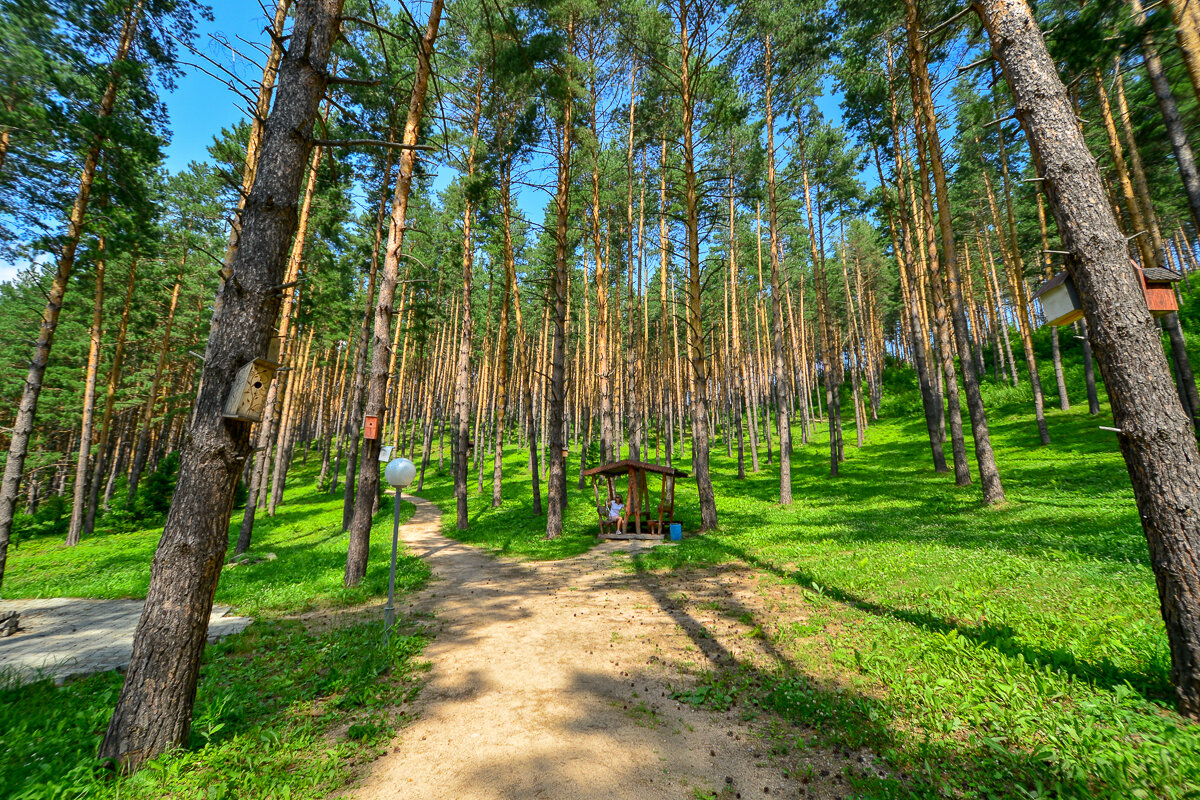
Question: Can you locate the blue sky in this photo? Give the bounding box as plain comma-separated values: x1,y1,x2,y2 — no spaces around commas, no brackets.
161,1,269,174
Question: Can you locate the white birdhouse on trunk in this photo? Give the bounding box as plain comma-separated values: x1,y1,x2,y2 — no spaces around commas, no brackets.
1032,271,1084,327
223,357,279,422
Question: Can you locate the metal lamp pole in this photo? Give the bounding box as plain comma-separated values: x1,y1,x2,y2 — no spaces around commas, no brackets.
383,457,416,642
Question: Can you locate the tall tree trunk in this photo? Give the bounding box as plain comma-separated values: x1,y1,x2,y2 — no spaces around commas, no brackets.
1135,0,1200,234
545,18,575,539
763,36,791,504
678,0,717,529
0,0,142,587
877,53,947,471
798,141,837,476
1165,0,1200,108
85,255,137,536
977,0,1200,718
340,159,391,521
99,0,343,768
913,107,970,486
908,0,1005,503
267,137,326,516
345,0,443,583
453,69,483,530
492,166,516,507
1037,191,1071,410
984,163,1050,443
128,271,183,501
67,240,105,546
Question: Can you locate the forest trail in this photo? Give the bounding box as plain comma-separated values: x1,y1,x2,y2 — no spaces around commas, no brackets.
352,496,875,800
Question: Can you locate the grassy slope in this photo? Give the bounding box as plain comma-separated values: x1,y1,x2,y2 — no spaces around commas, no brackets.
3,462,423,613
419,369,1200,798
1,461,430,800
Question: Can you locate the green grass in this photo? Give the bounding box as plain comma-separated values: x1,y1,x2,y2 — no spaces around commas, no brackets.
416,367,1200,799
421,451,603,559
1,460,431,799
6,341,1200,798
3,461,424,614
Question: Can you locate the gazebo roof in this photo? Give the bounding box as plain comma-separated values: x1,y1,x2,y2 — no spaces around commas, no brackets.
582,458,690,479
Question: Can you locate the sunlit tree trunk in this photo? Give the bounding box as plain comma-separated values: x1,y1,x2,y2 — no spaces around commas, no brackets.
67,240,105,546
99,0,343,767
908,0,1004,502
545,18,575,539
763,36,791,503
977,0,1200,717
343,0,442,582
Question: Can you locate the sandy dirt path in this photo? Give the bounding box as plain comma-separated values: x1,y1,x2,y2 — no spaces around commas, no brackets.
351,497,869,800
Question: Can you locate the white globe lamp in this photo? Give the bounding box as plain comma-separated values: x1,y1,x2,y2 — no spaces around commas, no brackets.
385,457,417,489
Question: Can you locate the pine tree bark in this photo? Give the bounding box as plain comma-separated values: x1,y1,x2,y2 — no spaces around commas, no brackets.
1165,0,1200,108
345,0,443,582
128,271,183,501
908,0,1005,503
453,69,483,530
492,166,516,507
763,36,791,504
984,163,1050,443
678,0,717,529
913,108,970,486
1135,0,1200,234
1037,191,1071,410
876,55,947,471
67,240,105,546
99,0,343,768
798,145,838,477
85,255,137,536
977,0,1200,717
545,18,575,539
340,162,391,521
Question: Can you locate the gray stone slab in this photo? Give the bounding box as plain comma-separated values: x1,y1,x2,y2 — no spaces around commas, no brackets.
0,597,252,686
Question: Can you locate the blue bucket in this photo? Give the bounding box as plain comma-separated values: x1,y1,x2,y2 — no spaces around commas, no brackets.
669,523,682,541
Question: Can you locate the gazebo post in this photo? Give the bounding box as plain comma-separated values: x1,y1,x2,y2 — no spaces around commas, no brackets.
656,473,667,534
630,466,642,535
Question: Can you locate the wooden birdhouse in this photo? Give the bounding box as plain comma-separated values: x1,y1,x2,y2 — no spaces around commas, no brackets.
1138,266,1182,317
363,415,380,440
1032,271,1084,327
222,358,278,422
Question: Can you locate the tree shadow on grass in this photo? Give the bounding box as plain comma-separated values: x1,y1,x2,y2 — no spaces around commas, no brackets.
616,555,1102,798
694,415,1148,568
675,539,1173,705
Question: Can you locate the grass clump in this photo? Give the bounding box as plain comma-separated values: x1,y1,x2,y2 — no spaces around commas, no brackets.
2,620,429,799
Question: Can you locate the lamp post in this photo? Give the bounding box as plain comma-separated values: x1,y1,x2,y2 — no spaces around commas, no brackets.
383,457,417,639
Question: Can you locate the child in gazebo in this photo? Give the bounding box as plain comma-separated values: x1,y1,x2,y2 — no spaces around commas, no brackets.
606,493,625,530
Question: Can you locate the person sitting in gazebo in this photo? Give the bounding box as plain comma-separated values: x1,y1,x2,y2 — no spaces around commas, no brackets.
606,493,625,530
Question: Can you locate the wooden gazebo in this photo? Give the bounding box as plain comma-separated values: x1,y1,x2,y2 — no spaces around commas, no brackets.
581,459,689,540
